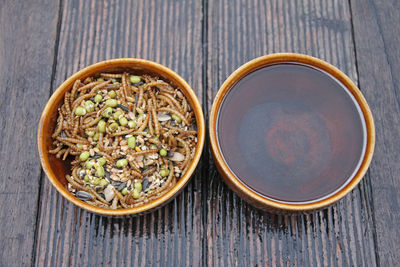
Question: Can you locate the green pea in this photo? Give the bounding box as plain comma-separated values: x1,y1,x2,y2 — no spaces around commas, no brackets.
79,151,90,161
127,136,136,149
84,100,95,113
113,110,123,120
149,144,157,149
106,99,118,107
75,106,86,116
113,81,120,85
99,179,108,187
85,130,95,137
130,75,141,84
119,117,128,126
134,182,142,192
108,122,119,133
85,159,95,169
103,107,113,118
97,157,106,166
160,169,170,177
121,187,129,196
116,158,128,168
171,114,182,123
93,132,99,141
97,78,104,82
132,189,140,199
108,90,117,99
96,165,105,177
77,143,83,149
159,148,167,157
91,177,101,185
98,119,106,133
128,120,136,128
94,94,103,103
84,175,90,182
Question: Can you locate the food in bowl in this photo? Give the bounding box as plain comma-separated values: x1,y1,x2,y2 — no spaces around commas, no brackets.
49,72,198,209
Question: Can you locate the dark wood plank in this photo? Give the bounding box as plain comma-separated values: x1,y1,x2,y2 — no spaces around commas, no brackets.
206,0,377,266
0,1,60,266
34,0,204,266
350,0,400,265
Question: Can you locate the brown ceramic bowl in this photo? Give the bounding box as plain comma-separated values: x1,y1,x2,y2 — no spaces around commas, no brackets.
38,58,205,216
209,53,375,212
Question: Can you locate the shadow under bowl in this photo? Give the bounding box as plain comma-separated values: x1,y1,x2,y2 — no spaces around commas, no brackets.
38,58,205,216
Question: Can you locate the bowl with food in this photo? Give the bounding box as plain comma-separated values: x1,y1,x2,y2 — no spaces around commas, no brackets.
209,53,375,213
38,58,205,215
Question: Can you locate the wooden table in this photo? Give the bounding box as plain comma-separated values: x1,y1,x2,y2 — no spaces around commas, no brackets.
1,0,399,266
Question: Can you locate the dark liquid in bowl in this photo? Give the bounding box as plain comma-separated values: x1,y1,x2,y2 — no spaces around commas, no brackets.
217,63,366,203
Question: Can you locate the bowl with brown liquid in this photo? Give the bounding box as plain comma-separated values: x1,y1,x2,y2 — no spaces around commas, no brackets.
209,53,375,212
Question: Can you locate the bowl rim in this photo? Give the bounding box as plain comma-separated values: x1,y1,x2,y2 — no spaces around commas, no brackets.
209,53,375,211
37,58,205,216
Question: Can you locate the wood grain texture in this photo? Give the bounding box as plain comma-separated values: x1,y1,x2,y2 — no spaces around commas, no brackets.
206,0,377,266
350,0,400,265
34,0,203,266
0,1,59,266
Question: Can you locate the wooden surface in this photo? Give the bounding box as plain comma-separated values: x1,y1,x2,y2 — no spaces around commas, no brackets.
205,1,375,266
0,0,399,266
350,0,400,265
0,1,60,266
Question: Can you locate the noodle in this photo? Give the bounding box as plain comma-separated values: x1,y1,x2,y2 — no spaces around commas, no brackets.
49,72,197,209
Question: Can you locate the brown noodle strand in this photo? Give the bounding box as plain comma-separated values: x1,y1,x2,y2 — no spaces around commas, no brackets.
64,92,71,114
137,113,149,132
70,79,81,106
81,116,102,129
57,137,90,144
150,100,160,137
49,145,63,154
160,92,184,113
142,166,156,177
147,112,154,136
50,72,197,209
71,93,96,111
176,137,190,170
109,129,135,137
65,175,86,191
96,150,115,163
52,112,64,138
62,148,70,160
88,188,108,204
137,85,144,108
112,188,129,208
129,149,159,158
56,149,66,158
100,73,122,79
77,81,102,93
88,80,111,94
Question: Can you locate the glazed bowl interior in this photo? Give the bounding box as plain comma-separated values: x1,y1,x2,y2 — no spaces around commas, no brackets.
209,53,375,212
38,58,205,216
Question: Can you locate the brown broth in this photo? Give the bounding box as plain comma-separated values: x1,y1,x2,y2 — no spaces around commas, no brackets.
217,63,366,203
